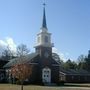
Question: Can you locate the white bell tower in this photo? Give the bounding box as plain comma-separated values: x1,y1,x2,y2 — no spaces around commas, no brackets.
35,4,53,48
34,3,54,58
36,28,52,47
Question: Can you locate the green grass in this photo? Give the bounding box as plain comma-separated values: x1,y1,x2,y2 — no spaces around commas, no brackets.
64,83,90,87
0,84,90,90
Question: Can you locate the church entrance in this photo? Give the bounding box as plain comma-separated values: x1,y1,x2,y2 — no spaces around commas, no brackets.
42,67,51,83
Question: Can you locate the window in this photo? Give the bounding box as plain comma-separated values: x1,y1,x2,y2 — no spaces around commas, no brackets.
79,76,80,80
72,76,74,80
44,71,46,73
47,71,49,73
45,36,48,43
85,76,87,81
0,74,4,80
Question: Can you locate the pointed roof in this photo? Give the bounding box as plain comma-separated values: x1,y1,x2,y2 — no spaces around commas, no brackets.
3,53,39,68
42,3,47,29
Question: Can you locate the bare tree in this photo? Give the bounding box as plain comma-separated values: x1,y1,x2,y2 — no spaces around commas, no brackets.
52,53,62,64
11,63,32,90
17,44,30,57
77,55,85,63
1,46,15,60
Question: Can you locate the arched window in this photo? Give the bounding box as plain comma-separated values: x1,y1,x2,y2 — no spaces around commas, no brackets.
45,36,48,43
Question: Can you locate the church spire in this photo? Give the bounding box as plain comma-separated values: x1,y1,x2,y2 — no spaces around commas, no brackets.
42,3,47,29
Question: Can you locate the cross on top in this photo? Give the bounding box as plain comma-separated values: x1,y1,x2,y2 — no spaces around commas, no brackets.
43,3,46,7
43,0,46,7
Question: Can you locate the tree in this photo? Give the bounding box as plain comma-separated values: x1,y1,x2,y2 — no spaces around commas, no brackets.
77,55,85,63
10,44,30,90
1,46,15,60
11,63,32,90
77,55,86,70
78,62,86,70
77,51,90,71
84,50,90,71
17,44,30,57
64,59,77,70
52,53,63,64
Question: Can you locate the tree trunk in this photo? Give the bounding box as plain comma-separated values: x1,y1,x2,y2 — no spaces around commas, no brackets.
21,81,23,90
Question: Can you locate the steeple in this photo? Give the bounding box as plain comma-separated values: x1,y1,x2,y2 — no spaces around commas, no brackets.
42,3,47,29
34,1,54,49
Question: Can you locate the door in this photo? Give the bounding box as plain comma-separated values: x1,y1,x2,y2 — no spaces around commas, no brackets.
42,67,51,83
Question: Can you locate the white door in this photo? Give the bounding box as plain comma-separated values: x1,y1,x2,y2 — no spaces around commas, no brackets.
42,67,51,83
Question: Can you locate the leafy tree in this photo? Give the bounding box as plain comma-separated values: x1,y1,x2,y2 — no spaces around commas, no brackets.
77,55,86,70
11,63,32,90
88,50,90,58
78,62,86,70
84,50,90,71
77,50,90,71
64,59,77,70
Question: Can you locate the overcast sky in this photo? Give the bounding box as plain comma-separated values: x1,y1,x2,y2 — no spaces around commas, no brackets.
0,0,90,61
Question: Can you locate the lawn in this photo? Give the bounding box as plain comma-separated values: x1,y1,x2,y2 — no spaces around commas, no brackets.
0,84,90,90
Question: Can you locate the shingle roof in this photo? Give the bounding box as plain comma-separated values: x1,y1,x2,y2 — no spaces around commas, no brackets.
3,53,39,68
60,68,90,75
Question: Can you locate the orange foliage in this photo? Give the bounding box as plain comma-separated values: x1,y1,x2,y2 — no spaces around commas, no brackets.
11,63,32,81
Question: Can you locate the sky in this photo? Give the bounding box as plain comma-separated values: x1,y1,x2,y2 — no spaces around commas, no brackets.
0,0,90,61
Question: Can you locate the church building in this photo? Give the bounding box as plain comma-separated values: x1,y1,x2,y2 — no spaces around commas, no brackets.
4,4,60,84
3,3,90,84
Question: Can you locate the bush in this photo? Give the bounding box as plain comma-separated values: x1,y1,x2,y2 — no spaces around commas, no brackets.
58,81,64,86
16,80,21,85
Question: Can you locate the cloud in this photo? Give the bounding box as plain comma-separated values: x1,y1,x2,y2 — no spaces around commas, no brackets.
0,37,17,54
6,37,17,52
0,40,7,47
52,47,70,61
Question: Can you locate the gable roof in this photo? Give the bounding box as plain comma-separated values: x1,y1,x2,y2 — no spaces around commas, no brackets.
4,53,39,68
